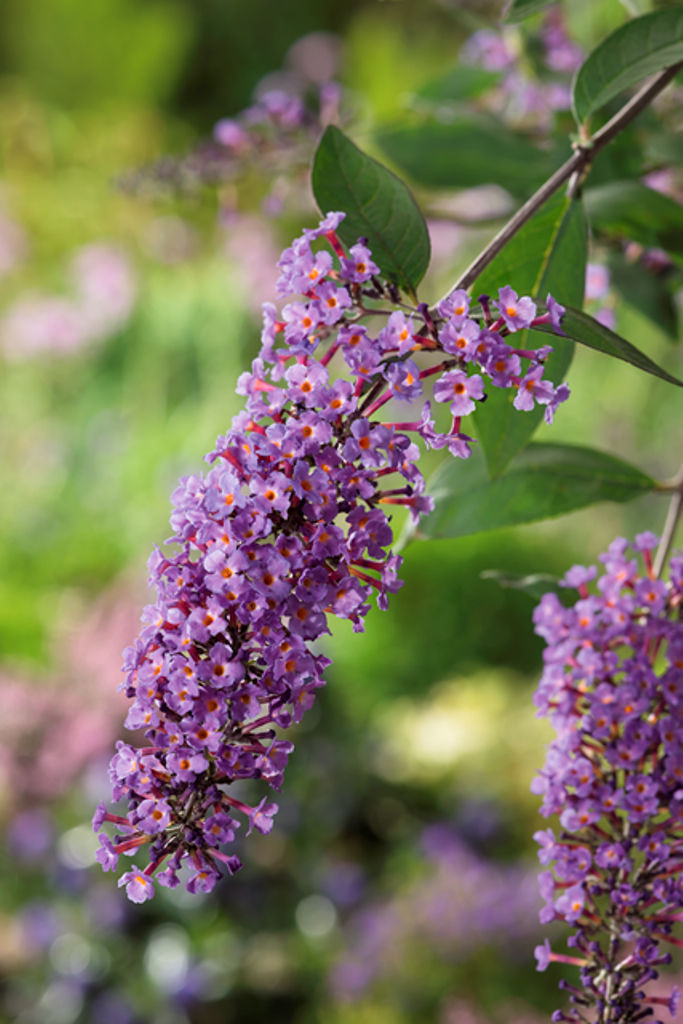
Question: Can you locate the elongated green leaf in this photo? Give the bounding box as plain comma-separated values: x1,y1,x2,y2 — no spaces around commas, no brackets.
375,116,555,198
471,192,586,478
584,181,683,256
311,126,430,296
503,0,556,22
607,251,678,341
417,443,655,540
416,66,500,103
572,6,683,125
587,124,647,186
531,306,683,386
481,570,571,605
644,128,683,168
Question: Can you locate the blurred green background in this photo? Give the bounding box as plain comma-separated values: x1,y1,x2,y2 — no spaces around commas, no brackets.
0,1,681,1022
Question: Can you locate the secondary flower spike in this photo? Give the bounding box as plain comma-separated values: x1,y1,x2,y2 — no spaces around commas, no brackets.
95,211,568,901
532,536,683,1024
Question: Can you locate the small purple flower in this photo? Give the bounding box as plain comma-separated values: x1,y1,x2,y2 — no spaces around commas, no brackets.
634,531,659,553
436,288,470,322
485,344,521,387
92,802,108,830
542,382,570,424
546,294,566,334
433,371,484,416
167,748,208,781
668,986,681,1016
315,281,352,324
386,359,422,400
554,884,585,924
118,868,155,904
186,867,219,894
594,842,628,870
561,565,597,590
378,311,416,356
495,286,537,330
439,317,481,359
95,834,120,872
134,798,172,834
513,365,549,411
340,243,379,283
245,798,278,836
535,937,553,971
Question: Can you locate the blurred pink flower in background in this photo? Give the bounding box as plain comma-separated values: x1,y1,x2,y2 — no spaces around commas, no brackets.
427,219,465,274
0,586,138,806
462,30,516,71
585,262,610,302
584,262,616,329
459,11,580,129
0,295,88,358
0,211,28,278
0,242,137,359
593,307,616,329
540,9,583,73
642,167,683,203
286,31,341,84
70,243,137,334
222,214,281,313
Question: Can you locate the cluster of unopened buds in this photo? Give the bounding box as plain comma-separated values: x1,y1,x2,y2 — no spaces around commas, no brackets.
94,211,568,902
533,535,683,1023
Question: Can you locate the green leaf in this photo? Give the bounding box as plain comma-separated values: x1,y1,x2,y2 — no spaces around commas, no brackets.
643,127,683,168
480,569,571,604
584,181,683,256
416,443,656,540
375,115,555,198
503,0,556,22
586,124,647,186
311,126,430,296
572,6,683,125
607,251,679,341
531,306,683,386
416,66,501,103
471,192,587,478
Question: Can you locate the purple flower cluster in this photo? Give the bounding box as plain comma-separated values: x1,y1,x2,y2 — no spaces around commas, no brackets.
123,33,341,206
213,33,342,157
532,535,683,1023
540,9,584,75
213,90,308,151
95,211,567,902
462,11,581,127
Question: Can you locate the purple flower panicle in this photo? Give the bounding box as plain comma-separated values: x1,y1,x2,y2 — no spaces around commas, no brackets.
532,538,683,1023
96,213,567,900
